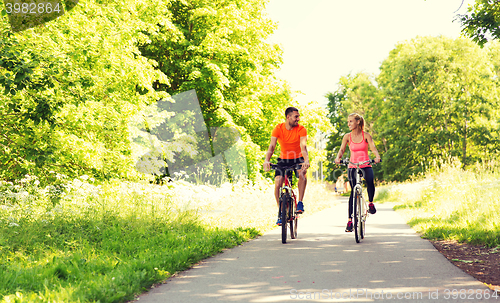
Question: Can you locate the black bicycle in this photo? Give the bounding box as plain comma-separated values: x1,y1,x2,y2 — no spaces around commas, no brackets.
270,163,302,244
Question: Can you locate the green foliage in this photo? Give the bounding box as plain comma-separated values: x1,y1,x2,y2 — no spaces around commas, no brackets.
0,171,338,302
325,73,383,181
245,81,292,152
299,101,333,176
325,89,348,182
137,0,282,141
0,0,327,185
0,177,259,302
0,0,305,184
0,0,169,183
326,36,500,182
459,0,500,47
378,36,499,180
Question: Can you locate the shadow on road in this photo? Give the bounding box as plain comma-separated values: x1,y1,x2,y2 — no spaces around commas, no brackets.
137,202,490,302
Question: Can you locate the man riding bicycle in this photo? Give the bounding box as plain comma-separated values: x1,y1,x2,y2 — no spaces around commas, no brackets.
263,107,310,225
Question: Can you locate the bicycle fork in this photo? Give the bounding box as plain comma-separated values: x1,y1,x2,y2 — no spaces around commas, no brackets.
279,186,291,217
352,186,368,222
358,187,368,222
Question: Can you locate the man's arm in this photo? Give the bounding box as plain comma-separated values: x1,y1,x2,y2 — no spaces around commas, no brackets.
300,136,310,171
263,137,278,171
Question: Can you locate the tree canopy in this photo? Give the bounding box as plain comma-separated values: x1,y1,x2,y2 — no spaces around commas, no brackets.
327,36,500,181
0,0,330,184
459,0,500,47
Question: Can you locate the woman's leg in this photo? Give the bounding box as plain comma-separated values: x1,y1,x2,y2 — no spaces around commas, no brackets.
347,168,357,219
362,167,377,214
362,167,375,202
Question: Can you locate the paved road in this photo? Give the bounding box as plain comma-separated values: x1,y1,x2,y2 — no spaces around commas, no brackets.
137,197,496,302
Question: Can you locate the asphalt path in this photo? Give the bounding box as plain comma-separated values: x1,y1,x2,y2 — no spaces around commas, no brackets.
136,197,497,302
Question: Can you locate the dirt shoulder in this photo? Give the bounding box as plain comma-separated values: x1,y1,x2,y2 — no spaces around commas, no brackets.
431,240,500,292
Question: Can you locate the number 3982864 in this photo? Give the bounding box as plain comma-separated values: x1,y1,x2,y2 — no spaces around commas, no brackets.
4,2,62,15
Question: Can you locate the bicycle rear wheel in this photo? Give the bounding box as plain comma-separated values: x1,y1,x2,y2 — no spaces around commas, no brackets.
354,191,362,243
281,193,289,244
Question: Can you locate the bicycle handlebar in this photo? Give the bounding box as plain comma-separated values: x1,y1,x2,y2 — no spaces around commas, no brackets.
338,159,381,166
270,163,303,171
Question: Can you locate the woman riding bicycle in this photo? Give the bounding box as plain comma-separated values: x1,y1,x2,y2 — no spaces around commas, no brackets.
334,113,381,232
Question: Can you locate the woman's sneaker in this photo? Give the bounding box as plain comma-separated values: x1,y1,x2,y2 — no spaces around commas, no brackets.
276,217,282,226
369,202,377,214
345,221,353,232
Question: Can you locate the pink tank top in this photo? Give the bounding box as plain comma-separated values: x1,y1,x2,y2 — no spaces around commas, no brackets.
349,132,371,168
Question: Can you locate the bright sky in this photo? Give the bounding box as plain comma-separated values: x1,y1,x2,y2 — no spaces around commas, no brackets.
265,0,475,107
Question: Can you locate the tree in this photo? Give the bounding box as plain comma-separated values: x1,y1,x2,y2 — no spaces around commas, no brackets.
377,36,499,181
137,0,280,128
324,73,383,181
0,0,325,184
299,100,334,178
0,0,169,182
137,0,291,181
459,0,500,47
325,89,348,181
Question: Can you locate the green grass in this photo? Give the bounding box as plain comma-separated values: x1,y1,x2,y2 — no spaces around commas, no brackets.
0,177,258,302
376,161,500,247
0,175,339,302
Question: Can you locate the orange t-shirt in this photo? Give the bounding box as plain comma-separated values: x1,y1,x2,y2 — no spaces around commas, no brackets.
271,123,307,159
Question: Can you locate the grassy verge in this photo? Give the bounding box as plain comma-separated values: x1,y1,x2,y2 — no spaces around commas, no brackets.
0,176,258,303
0,175,339,302
376,161,500,247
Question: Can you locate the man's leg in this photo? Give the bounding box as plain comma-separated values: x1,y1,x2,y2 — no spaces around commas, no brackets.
297,168,307,213
298,169,307,202
274,175,285,225
274,176,284,207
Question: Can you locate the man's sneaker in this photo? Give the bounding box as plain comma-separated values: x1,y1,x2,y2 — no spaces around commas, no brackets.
296,201,305,213
369,202,377,214
345,221,353,232
276,217,282,226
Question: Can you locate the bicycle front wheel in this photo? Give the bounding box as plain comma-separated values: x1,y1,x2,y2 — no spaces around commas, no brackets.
281,193,289,244
290,196,297,239
360,199,366,239
354,191,362,243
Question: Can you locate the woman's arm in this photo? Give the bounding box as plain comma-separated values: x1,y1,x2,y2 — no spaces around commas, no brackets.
334,134,349,164
365,132,381,163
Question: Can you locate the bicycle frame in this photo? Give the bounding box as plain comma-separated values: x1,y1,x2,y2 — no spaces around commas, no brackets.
270,163,302,243
280,172,297,211
351,165,368,226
